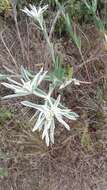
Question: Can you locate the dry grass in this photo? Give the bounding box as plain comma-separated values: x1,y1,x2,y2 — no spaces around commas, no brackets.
0,16,107,190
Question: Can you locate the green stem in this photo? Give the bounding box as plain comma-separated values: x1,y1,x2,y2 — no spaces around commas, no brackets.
43,22,56,65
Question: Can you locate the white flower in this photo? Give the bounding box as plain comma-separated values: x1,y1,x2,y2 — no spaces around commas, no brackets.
2,67,47,99
22,4,48,29
21,95,79,146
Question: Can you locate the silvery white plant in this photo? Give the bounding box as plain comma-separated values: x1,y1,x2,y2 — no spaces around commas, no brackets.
1,65,79,146
1,67,48,99
0,4,81,146
22,4,48,30
22,94,78,146
22,4,55,64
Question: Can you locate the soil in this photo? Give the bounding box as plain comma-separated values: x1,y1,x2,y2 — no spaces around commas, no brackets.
0,16,107,190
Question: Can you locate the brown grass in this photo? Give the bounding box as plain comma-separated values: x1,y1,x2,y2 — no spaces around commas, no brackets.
0,16,107,190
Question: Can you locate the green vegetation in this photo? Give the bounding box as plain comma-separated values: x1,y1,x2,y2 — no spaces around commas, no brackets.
0,107,13,125
0,167,8,177
0,0,11,11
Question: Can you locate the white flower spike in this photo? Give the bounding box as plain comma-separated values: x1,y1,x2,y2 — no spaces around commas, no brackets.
21,95,79,146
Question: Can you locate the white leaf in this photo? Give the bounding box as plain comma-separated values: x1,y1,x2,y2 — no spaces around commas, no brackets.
55,114,70,130
50,119,55,144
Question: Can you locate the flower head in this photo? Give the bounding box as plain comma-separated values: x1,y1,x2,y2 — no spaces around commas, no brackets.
2,67,47,99
21,95,78,146
22,4,48,29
